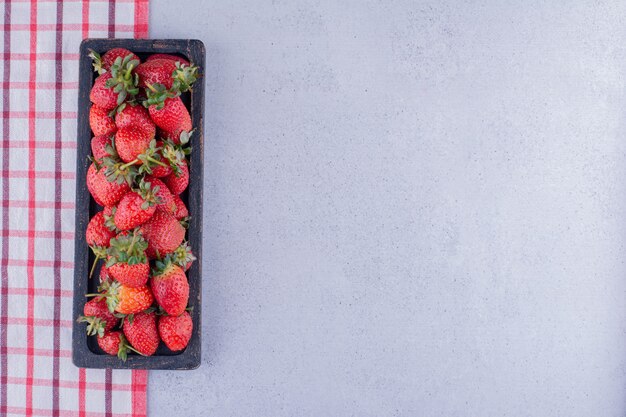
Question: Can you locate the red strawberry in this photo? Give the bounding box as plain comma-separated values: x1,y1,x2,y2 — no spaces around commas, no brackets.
97,331,134,361
140,208,185,258
86,211,115,248
144,176,176,214
113,179,160,230
106,230,150,287
115,103,156,139
172,195,188,220
97,331,121,355
146,141,173,177
123,311,159,356
86,163,131,207
158,311,192,351
91,134,114,163
147,54,190,66
151,260,189,316
86,210,117,277
94,279,154,315
99,264,112,283
136,59,178,89
167,241,196,271
115,127,153,164
90,73,118,110
140,57,198,93
90,48,140,74
164,126,192,145
147,96,191,133
89,106,116,136
90,55,141,109
77,297,118,337
163,160,189,195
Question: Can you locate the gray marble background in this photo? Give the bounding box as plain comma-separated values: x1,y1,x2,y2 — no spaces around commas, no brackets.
148,1,626,415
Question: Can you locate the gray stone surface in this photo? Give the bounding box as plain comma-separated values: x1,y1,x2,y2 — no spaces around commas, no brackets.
148,1,626,415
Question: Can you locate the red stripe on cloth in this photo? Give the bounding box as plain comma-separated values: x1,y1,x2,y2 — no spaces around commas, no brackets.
11,0,135,2
134,0,149,39
1,230,75,240
6,347,71,357
78,368,86,417
131,371,148,417
0,52,79,60
26,1,38,414
0,0,12,411
6,259,74,268
82,0,89,38
3,200,75,209
1,170,76,179
1,81,78,89
6,318,72,328
3,23,135,32
4,111,77,118
5,407,135,417
8,288,73,297
8,377,134,391
1,140,77,149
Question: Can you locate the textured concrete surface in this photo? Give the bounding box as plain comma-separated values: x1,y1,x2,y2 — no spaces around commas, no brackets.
148,1,626,415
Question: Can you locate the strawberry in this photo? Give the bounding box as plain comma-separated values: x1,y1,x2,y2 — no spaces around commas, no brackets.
89,73,118,110
151,259,189,316
140,208,185,258
115,103,156,139
144,176,176,214
161,132,191,165
114,179,161,230
89,48,140,74
94,279,154,314
148,97,191,133
97,331,135,361
86,211,116,277
123,311,159,356
91,134,115,163
106,230,150,287
148,139,184,178
86,211,115,248
166,241,196,271
143,84,192,133
97,331,121,355
139,59,198,93
115,127,153,164
162,160,189,195
158,311,192,351
172,195,188,220
136,59,178,89
89,106,116,136
146,53,189,66
99,264,112,283
90,55,140,109
77,297,118,337
86,162,133,207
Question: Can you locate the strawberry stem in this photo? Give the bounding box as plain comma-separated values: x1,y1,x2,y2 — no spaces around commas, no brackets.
89,255,101,278
146,156,168,167
119,160,138,170
127,230,137,257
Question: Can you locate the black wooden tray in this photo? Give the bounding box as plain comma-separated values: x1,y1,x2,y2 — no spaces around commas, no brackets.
72,39,204,369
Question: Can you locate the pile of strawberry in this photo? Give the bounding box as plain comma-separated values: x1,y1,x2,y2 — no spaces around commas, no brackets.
77,48,199,361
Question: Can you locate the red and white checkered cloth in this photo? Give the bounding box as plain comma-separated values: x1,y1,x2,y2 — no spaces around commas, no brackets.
0,1,149,416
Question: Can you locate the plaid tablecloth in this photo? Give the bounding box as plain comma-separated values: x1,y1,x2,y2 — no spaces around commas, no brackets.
0,1,149,416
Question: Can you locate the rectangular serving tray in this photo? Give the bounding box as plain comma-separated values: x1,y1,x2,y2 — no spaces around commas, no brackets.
72,38,204,369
